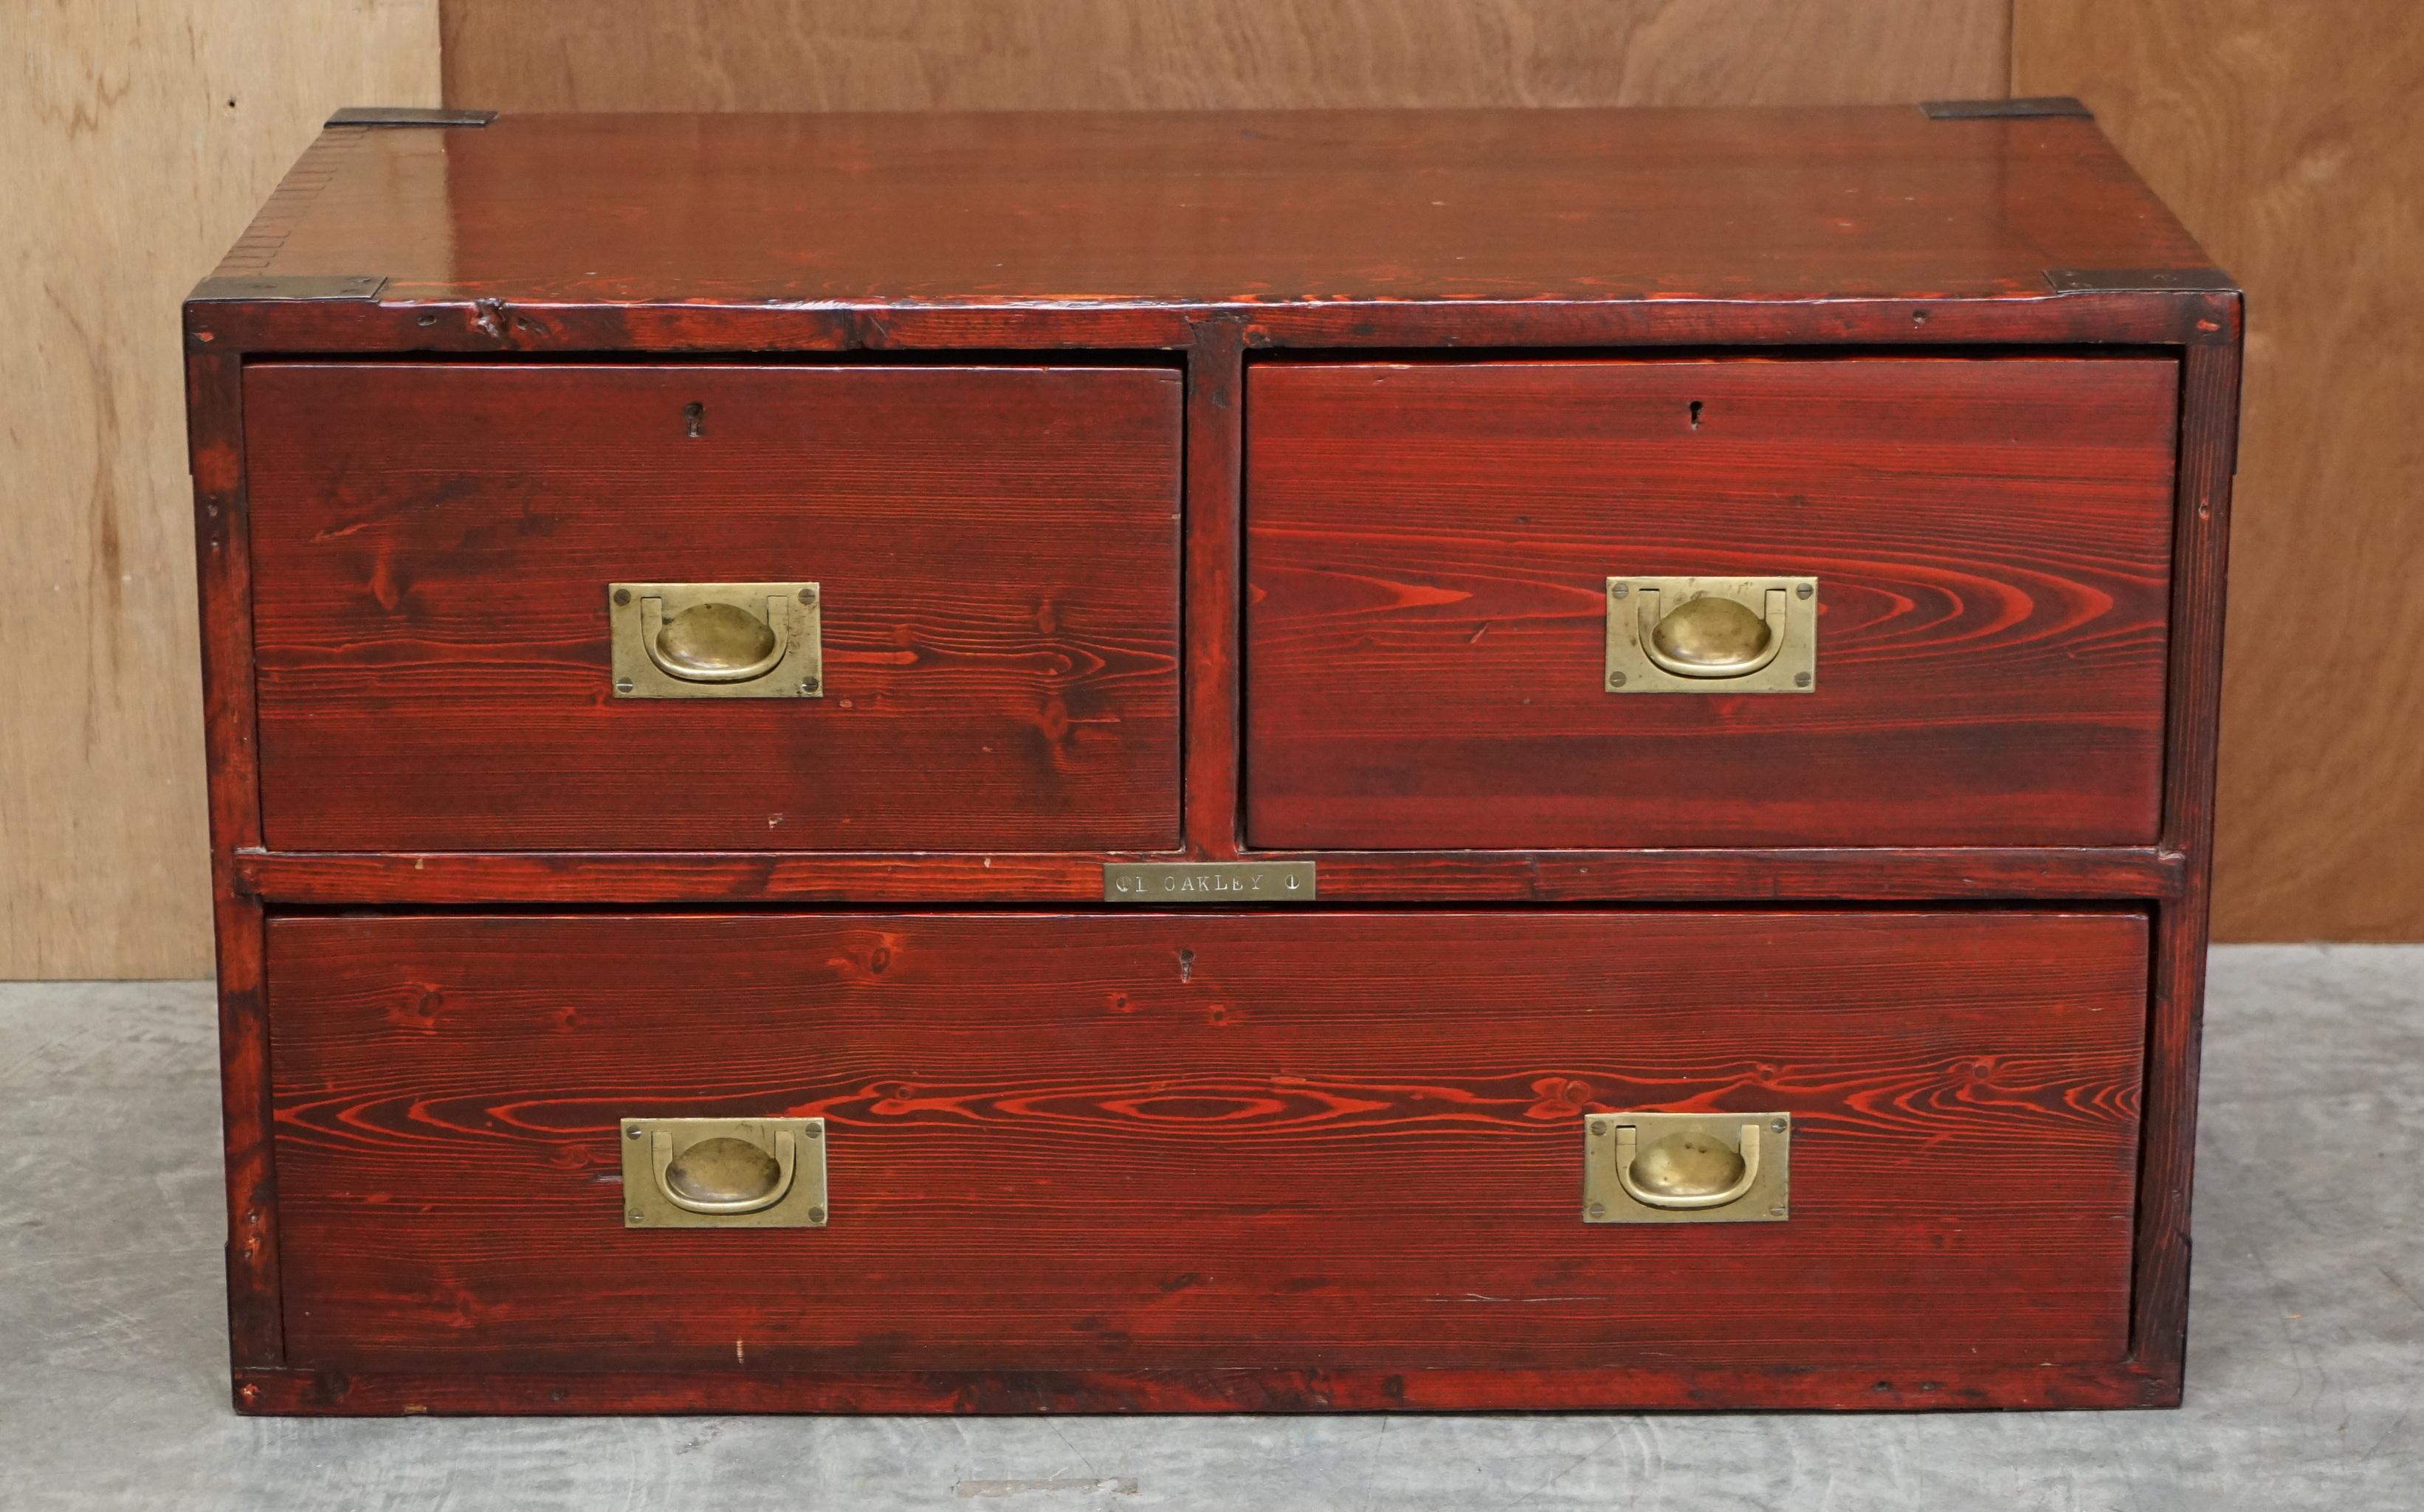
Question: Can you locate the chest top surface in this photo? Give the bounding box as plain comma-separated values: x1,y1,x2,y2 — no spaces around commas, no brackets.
215,106,2215,309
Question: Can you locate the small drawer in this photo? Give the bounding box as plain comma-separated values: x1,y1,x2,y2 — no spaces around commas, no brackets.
1245,358,2180,849
267,909,2145,1375
244,363,1182,852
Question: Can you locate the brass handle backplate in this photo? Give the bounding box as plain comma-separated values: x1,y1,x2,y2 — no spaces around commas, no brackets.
1605,576,1817,694
620,1116,829,1228
1583,1111,1791,1223
609,581,823,699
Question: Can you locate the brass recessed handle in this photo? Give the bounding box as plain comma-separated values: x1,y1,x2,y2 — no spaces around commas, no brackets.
1605,577,1816,694
1583,1111,1790,1223
1638,590,1788,679
608,581,822,700
1614,1120,1761,1209
620,1116,829,1227
652,1126,798,1215
638,594,791,683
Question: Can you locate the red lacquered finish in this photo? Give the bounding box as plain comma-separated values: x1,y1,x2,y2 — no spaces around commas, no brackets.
185,107,2241,1414
266,911,2146,1375
1247,356,2179,849
244,362,1183,853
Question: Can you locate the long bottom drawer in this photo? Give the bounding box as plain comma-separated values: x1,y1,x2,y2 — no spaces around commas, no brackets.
265,910,2146,1377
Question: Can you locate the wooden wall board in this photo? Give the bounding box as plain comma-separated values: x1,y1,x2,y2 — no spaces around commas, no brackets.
17,0,2411,967
1,1,439,978
437,0,2010,112
2016,1,2424,940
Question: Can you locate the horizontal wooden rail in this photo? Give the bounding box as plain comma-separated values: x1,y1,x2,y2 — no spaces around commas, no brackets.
235,846,2185,905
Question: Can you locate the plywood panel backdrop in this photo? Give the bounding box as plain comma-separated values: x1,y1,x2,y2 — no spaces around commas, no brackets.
10,1,2414,975
2017,1,2424,940
438,0,2011,111
1,2,440,978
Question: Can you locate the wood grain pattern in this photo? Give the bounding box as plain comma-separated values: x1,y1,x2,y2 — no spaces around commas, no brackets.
1183,322,1247,857
187,351,281,1364
2132,342,2241,1363
2017,0,2424,940
230,845,2186,905
1,0,437,978
170,100,2245,1411
266,910,2147,1375
187,285,2236,361
38,0,2389,993
1247,357,2180,849
205,108,2213,311
243,363,1182,852
230,1359,2183,1415
438,0,2008,114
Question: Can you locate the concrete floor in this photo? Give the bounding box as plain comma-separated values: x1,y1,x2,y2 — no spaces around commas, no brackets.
3,946,2419,1511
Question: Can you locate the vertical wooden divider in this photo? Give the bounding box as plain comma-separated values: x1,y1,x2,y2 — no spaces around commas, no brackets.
1183,320,1247,858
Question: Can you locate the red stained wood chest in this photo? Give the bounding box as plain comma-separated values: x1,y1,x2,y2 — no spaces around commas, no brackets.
187,104,2239,1415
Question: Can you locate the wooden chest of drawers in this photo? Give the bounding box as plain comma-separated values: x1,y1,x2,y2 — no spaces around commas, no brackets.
186,103,2239,1415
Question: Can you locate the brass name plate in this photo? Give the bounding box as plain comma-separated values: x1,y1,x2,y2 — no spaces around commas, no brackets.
1102,861,1317,903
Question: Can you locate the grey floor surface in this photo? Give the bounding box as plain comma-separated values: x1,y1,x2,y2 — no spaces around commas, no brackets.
4,946,2419,1511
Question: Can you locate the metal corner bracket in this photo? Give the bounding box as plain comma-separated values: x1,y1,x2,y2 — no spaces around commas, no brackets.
2043,266,2239,294
188,275,388,303
1921,97,2093,120
327,106,498,128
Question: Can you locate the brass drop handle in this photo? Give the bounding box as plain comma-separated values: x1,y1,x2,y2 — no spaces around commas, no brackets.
1613,1120,1763,1210
651,1126,799,1215
1636,588,1788,680
637,593,791,683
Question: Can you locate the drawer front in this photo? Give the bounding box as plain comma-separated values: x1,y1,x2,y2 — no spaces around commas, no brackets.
1246,358,2178,849
268,910,2146,1374
245,364,1182,852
